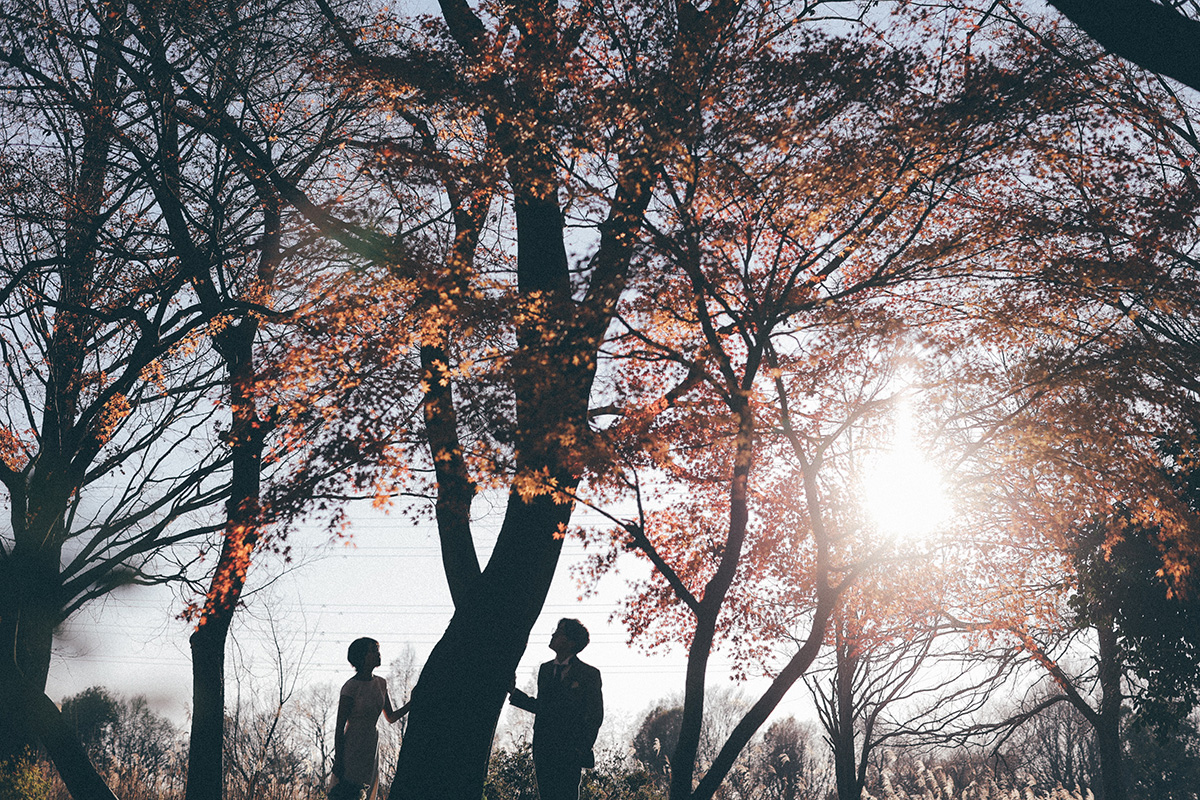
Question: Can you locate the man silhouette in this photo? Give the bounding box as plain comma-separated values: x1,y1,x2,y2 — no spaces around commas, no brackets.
509,618,604,800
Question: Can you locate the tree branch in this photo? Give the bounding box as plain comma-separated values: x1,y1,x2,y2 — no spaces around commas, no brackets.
1047,0,1200,92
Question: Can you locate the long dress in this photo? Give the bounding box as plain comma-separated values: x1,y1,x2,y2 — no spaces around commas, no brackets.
334,674,390,800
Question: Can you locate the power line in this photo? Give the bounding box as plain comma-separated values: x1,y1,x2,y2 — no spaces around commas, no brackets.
53,652,739,678
67,599,632,614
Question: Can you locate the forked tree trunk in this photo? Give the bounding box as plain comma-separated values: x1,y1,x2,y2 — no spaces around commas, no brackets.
390,491,574,800
684,378,840,800
374,0,733,794
388,54,602,794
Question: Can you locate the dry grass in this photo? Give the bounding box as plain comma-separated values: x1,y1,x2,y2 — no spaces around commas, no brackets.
865,762,1093,800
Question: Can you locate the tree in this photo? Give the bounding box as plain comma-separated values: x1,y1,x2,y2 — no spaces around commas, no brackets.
799,527,1055,800
0,2,366,796
293,682,339,798
754,718,830,800
927,72,1200,782
376,644,420,791
933,492,1200,800
874,13,1200,794
632,705,682,786
296,0,752,795
483,743,540,800
630,689,750,792
61,688,120,768
222,620,312,800
573,9,1134,798
133,4,364,796
1073,507,1200,729
0,2,233,791
1019,491,1200,800
808,607,937,800
107,694,184,797
1124,709,1200,800
998,685,1099,793
1044,0,1200,93
61,686,186,798
240,2,1200,796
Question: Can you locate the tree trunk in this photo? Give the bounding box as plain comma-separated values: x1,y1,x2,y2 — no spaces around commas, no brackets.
380,2,675,796
668,401,756,800
0,552,116,800
0,0,122,770
1095,618,1127,800
390,491,572,800
832,639,863,800
187,616,233,800
387,204,590,797
186,319,267,800
390,54,594,795
669,612,719,800
30,686,119,800
0,543,60,761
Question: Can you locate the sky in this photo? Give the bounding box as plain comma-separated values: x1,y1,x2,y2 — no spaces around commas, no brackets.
47,499,821,745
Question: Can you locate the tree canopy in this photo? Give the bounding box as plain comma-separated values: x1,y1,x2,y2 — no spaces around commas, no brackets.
3,1,1200,798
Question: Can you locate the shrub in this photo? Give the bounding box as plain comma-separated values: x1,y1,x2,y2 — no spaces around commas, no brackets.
0,751,51,800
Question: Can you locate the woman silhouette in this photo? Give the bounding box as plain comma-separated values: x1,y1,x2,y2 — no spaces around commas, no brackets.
330,637,409,800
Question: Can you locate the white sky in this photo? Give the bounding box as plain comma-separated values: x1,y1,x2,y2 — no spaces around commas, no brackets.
47,501,819,744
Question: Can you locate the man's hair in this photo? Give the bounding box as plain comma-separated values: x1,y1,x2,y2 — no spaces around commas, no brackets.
347,637,378,670
558,618,590,652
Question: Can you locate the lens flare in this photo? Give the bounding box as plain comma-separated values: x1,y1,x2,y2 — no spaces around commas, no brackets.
861,402,951,541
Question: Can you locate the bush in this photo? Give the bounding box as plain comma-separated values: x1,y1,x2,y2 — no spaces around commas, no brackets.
483,744,664,800
581,752,663,800
484,744,539,800
0,751,51,800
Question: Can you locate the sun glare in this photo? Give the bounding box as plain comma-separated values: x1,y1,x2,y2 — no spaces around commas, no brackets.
861,403,952,542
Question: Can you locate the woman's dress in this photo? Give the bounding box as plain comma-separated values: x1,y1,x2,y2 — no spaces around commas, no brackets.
334,675,390,800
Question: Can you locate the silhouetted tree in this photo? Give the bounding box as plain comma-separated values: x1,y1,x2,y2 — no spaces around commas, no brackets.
1046,0,1200,92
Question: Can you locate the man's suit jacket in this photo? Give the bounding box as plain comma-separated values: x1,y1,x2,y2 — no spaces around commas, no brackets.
510,657,603,768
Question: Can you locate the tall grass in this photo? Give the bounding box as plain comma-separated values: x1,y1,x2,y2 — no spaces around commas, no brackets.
866,762,1092,800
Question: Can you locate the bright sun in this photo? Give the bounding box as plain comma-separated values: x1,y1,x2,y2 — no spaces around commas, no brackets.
861,403,952,542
